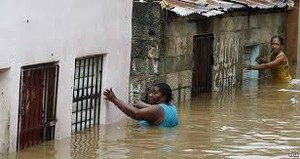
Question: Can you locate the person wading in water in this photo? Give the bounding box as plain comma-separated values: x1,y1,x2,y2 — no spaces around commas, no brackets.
245,35,292,83
103,82,178,127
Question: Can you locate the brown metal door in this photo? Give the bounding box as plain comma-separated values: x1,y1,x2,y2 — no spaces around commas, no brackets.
192,33,214,96
18,63,59,151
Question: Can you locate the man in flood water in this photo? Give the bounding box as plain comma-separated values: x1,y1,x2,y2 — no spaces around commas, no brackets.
245,35,292,83
103,82,178,127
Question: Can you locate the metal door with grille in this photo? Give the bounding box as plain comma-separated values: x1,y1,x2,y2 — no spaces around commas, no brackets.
72,56,103,132
17,63,59,151
192,33,214,96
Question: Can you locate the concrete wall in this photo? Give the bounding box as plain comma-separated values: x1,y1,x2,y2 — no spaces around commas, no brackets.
212,12,285,90
0,0,132,153
131,1,195,103
165,12,285,93
132,0,286,103
163,20,196,102
131,1,164,102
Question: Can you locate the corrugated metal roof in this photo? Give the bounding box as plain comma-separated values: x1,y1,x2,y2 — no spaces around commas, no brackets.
161,0,294,17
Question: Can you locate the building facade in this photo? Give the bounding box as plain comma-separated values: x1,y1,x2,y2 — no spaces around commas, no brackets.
0,0,132,152
131,0,293,103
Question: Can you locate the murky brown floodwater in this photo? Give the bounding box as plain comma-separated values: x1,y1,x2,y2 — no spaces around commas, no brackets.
1,65,300,159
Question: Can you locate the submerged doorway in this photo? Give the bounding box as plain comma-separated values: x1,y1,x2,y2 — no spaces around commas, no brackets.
192,33,214,96
243,45,260,80
17,62,59,151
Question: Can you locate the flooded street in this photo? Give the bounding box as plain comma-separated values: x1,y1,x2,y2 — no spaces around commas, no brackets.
2,67,300,159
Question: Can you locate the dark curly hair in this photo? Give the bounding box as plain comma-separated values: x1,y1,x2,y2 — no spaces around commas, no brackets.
152,82,173,103
271,35,284,45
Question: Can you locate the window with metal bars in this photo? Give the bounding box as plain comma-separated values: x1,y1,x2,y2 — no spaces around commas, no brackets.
72,55,103,132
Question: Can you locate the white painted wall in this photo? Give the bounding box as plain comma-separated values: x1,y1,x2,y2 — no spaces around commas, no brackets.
0,71,10,153
0,0,132,153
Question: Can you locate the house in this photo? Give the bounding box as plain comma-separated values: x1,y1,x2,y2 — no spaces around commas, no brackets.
131,0,295,103
0,0,132,152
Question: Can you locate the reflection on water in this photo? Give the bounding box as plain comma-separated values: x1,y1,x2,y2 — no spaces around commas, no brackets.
2,66,300,159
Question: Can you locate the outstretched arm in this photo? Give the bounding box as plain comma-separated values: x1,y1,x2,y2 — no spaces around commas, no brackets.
246,55,286,70
133,100,152,109
255,56,269,64
104,88,141,120
103,88,161,123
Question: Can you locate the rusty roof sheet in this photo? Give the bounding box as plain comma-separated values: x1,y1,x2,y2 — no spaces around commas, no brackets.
161,0,294,17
